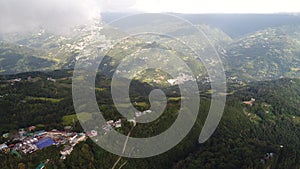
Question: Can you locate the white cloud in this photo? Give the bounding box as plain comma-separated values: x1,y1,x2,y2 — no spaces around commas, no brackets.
0,0,101,34
98,0,137,12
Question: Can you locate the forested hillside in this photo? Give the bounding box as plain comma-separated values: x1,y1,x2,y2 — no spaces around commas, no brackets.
0,71,299,169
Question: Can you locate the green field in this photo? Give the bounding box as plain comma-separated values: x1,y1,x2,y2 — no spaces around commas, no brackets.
25,96,62,103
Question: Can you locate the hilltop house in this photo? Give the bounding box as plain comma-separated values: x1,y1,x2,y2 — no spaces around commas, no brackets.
243,98,255,106
0,143,8,151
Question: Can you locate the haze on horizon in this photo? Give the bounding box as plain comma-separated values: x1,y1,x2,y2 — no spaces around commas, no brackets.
130,0,300,14
0,0,299,34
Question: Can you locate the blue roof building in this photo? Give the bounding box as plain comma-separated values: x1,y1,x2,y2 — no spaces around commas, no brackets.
35,137,55,149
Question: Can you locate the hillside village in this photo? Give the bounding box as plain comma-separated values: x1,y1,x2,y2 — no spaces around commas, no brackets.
0,106,153,165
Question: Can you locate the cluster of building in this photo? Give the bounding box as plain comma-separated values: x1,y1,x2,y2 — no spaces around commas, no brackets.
5,76,57,84
0,126,86,160
88,110,153,136
167,73,195,85
100,119,122,135
135,110,152,117
226,76,244,85
0,118,128,159
59,132,86,159
1,111,152,159
7,76,33,83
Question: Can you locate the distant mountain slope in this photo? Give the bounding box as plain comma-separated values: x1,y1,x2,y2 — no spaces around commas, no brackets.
179,14,300,38
1,15,300,84
223,25,300,81
0,20,110,74
102,13,300,38
0,42,56,74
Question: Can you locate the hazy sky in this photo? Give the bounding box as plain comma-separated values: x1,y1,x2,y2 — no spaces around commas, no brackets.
0,0,299,34
131,0,300,13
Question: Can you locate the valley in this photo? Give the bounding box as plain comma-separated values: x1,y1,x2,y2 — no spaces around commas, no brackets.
0,14,300,169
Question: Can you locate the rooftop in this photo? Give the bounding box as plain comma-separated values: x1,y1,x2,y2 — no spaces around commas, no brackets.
34,137,55,149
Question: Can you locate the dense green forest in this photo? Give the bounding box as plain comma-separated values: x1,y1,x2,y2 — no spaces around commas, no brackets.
0,70,299,169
